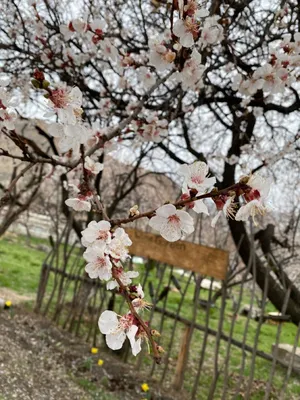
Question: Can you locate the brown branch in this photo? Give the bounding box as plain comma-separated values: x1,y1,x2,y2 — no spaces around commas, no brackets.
110,182,243,227
113,267,162,364
0,163,36,209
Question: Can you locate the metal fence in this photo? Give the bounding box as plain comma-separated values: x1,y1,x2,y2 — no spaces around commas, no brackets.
35,226,300,400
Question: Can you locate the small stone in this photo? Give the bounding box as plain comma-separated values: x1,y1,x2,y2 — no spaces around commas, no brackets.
272,343,300,373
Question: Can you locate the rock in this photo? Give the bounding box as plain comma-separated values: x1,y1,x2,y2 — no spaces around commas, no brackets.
272,343,300,373
200,279,222,291
240,304,262,319
35,244,51,253
268,312,282,317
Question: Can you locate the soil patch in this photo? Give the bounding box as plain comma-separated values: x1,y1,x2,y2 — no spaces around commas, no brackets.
0,305,179,400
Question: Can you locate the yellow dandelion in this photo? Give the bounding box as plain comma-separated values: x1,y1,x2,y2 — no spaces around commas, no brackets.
91,347,98,354
141,383,149,392
97,359,104,366
5,300,12,307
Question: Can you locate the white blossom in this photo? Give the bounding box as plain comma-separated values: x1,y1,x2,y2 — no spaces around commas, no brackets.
177,49,204,90
200,16,224,47
72,18,88,34
48,85,83,125
100,38,119,61
65,196,92,212
148,41,176,71
106,270,139,291
0,109,17,130
178,161,216,193
195,8,210,19
211,196,236,227
90,18,106,33
0,84,17,109
108,228,132,261
173,17,198,48
83,243,112,280
137,67,156,89
81,220,111,247
235,175,272,224
84,156,104,175
59,24,75,41
149,204,194,242
252,63,286,94
193,199,209,215
48,123,93,153
98,310,141,356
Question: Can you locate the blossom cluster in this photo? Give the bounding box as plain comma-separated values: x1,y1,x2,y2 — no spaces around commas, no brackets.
233,33,300,96
148,2,223,90
131,112,168,143
65,156,103,212
173,7,223,49
31,8,120,70
77,162,272,355
80,220,152,355
148,161,271,242
26,3,225,157
46,83,97,154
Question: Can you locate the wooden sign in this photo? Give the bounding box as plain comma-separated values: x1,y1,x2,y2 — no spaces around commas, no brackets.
126,229,228,280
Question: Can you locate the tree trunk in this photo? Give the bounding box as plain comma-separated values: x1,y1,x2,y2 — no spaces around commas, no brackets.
229,219,300,325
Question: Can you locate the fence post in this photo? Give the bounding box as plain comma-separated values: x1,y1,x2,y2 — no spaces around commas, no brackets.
173,325,193,390
35,263,50,313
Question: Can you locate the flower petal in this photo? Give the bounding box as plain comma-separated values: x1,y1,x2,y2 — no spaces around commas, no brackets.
106,280,119,290
156,204,177,218
127,325,141,356
149,215,165,231
211,211,222,228
106,330,126,350
160,220,182,242
173,20,186,37
98,310,119,334
180,32,194,48
193,200,209,215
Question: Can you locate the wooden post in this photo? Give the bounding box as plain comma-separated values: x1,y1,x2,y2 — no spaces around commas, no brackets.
35,263,50,313
173,325,193,390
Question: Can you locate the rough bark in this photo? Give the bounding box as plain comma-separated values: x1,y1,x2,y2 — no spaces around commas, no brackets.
229,218,300,325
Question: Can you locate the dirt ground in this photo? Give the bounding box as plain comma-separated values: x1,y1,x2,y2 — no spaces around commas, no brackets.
0,305,177,400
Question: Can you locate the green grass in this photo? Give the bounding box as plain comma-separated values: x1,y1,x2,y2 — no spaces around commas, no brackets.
0,234,47,294
1,233,300,399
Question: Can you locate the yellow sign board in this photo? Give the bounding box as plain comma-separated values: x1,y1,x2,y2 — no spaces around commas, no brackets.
126,229,228,280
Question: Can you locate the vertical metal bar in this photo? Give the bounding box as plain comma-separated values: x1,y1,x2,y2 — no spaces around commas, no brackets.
244,264,270,399
191,278,214,399
150,265,174,376
264,286,292,400
160,271,194,382
232,231,256,400
207,281,227,400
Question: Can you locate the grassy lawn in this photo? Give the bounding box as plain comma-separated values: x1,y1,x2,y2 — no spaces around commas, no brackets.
0,233,47,294
1,232,300,399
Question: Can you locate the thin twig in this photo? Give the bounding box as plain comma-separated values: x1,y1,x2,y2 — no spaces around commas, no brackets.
0,163,35,209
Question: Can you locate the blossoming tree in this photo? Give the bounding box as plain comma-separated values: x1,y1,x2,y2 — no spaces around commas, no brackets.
1,0,300,361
